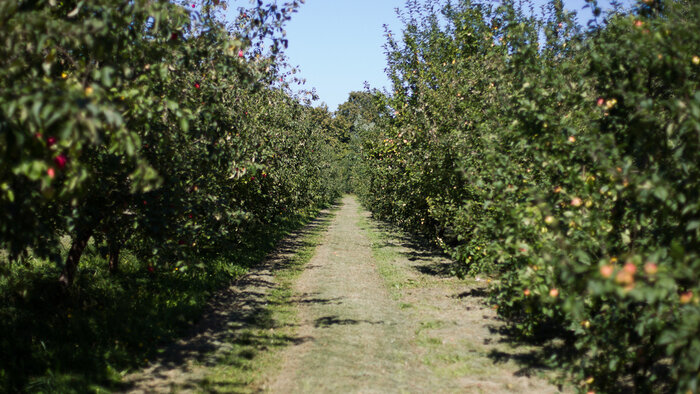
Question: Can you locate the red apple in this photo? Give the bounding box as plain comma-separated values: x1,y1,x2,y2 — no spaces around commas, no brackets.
54,154,67,169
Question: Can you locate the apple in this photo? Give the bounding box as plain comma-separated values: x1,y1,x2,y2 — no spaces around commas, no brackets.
680,291,693,304
615,270,634,285
54,154,67,169
644,262,658,275
623,262,637,275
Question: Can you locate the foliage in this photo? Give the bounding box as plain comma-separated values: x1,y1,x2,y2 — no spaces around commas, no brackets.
353,0,700,392
0,0,345,391
0,0,343,278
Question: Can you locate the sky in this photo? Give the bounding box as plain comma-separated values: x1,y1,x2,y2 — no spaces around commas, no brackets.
243,0,635,112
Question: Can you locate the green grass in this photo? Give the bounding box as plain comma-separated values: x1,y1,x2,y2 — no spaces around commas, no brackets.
0,205,334,393
355,214,408,301
198,207,335,392
356,208,535,387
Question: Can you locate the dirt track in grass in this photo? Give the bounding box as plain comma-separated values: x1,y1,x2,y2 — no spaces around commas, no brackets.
123,196,567,393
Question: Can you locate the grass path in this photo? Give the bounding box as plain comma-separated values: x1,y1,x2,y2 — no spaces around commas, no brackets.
263,196,565,393
122,196,567,393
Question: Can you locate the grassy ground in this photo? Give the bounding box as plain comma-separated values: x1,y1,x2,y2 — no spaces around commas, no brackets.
264,196,564,393
357,205,570,393
3,196,571,393
0,206,333,393
190,208,336,392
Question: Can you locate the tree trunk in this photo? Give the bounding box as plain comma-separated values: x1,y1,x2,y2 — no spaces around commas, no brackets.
59,229,93,287
108,240,120,274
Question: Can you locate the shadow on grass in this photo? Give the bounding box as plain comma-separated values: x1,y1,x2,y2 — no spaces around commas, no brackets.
314,315,383,328
368,220,458,279
116,208,338,392
481,321,579,387
454,288,489,298
0,206,337,393
292,292,344,306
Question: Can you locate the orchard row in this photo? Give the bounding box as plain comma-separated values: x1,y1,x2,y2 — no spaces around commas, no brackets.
0,0,345,285
351,0,700,392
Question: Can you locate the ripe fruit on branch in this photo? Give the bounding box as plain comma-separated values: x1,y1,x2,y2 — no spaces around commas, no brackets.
600,265,613,278
680,291,693,304
644,262,658,275
54,154,67,169
615,269,634,285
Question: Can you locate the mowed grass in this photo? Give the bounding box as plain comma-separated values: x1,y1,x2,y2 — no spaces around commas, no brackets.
358,209,567,393
196,207,335,392
0,206,332,393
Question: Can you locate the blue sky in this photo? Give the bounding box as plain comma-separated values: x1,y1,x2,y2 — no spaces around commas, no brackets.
257,0,634,111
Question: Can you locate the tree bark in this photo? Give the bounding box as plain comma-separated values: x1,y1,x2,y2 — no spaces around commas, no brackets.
108,240,120,274
58,228,93,287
